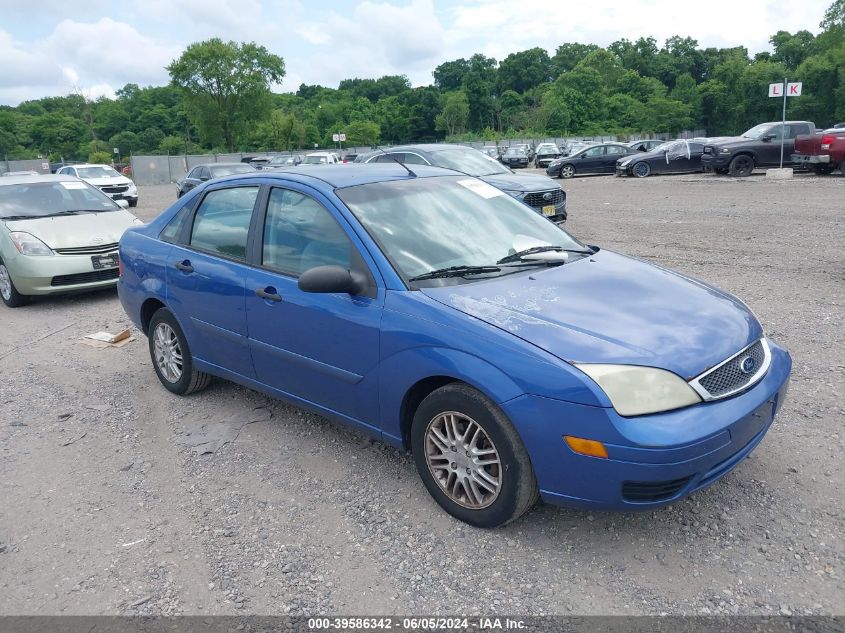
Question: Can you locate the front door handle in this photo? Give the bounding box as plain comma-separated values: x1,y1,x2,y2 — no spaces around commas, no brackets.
175,260,193,273
255,287,282,302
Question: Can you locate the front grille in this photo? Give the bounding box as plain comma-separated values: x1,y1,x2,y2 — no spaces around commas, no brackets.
51,268,119,287
99,185,128,194
697,340,767,399
524,189,566,209
622,476,692,502
54,243,119,255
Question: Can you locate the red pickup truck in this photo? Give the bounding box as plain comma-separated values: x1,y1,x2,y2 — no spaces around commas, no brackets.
792,127,845,174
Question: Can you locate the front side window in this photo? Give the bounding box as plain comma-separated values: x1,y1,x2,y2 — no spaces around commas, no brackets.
190,186,259,260
262,188,352,276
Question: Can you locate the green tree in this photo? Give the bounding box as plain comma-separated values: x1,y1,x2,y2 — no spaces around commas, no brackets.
344,120,381,146
167,38,285,151
89,150,113,164
551,43,601,75
435,91,469,136
433,59,469,90
497,48,552,93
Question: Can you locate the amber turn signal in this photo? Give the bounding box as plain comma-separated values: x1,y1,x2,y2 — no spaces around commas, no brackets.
564,435,609,459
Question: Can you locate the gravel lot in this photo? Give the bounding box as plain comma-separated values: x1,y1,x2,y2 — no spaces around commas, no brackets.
1,171,843,617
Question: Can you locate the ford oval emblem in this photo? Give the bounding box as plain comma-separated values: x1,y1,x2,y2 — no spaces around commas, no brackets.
542,192,553,201
739,356,756,374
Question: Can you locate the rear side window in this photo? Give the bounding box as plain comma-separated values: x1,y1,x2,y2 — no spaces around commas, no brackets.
160,205,191,243
190,186,259,260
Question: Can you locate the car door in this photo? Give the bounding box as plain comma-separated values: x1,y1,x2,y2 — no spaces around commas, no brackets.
602,145,629,173
244,185,384,426
166,184,261,378
758,125,785,165
577,146,606,173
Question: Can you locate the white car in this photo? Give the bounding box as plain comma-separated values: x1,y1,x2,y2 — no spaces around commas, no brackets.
302,152,340,165
56,164,138,207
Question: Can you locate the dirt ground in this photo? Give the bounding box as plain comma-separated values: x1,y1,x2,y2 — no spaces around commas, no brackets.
1,171,843,617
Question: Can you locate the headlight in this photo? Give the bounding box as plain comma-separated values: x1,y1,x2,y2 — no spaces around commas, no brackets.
126,183,137,192
719,148,731,154
619,159,632,167
10,232,54,256
575,364,701,416
132,217,145,226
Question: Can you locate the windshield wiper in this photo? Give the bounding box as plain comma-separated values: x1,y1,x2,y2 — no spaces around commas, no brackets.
41,209,112,217
497,245,594,265
409,265,501,282
0,215,37,221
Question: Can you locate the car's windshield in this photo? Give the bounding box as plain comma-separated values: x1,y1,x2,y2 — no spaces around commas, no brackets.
304,155,328,164
210,164,256,177
742,124,774,139
0,181,120,219
430,149,511,176
76,166,122,179
337,176,586,284
536,144,557,153
505,148,525,157
269,156,288,164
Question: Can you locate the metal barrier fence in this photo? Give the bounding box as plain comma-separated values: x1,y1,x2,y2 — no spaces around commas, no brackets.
0,158,52,176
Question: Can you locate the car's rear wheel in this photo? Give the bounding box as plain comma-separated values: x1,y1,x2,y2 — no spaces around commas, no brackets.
0,260,30,308
728,154,754,177
633,162,651,178
559,164,575,179
812,164,834,175
411,383,538,528
148,308,211,396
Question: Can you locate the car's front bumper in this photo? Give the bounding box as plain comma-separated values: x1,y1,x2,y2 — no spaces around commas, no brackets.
503,340,791,510
4,250,119,295
700,153,731,171
545,163,564,176
536,157,560,168
615,164,633,176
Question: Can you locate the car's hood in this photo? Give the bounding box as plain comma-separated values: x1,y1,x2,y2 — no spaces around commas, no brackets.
706,136,757,148
81,176,134,187
481,172,560,193
421,250,761,379
4,210,137,249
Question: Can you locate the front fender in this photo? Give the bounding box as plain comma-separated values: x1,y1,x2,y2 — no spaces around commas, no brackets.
378,347,524,445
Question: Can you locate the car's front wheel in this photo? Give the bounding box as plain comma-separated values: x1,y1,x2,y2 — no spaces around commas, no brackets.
128,199,138,207
148,308,211,396
559,164,575,179
633,162,651,178
728,154,754,177
0,260,30,308
411,383,538,528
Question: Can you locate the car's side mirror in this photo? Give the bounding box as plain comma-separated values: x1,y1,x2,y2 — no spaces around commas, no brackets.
115,199,129,209
199,176,209,181
298,265,365,295
762,134,774,142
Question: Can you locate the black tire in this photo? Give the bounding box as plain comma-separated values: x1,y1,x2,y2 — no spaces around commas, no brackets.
411,383,539,528
633,161,651,178
0,259,31,308
728,154,754,177
559,164,575,179
148,308,212,396
812,164,834,176
128,199,138,207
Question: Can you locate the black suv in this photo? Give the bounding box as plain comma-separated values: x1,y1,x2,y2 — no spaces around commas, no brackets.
700,121,816,176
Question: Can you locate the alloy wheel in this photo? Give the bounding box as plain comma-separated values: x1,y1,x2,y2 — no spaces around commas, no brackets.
634,162,651,178
424,411,502,509
153,322,183,383
560,165,575,178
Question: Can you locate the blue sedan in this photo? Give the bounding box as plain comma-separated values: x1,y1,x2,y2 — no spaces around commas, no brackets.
117,165,791,527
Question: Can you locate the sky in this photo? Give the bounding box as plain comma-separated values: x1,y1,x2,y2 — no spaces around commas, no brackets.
0,0,831,106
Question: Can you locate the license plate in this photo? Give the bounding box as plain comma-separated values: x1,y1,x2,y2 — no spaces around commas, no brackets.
542,205,556,216
92,253,119,269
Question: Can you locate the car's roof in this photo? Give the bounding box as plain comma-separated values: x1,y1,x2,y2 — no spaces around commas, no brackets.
214,163,461,189
0,173,80,187
202,162,251,168
67,163,115,169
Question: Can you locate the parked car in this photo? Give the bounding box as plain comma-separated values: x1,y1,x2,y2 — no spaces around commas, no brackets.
356,144,566,223
512,143,534,161
1,170,39,177
0,174,141,307
176,163,257,198
560,141,595,157
242,156,272,169
264,155,303,169
481,146,501,160
341,153,359,164
303,151,340,165
117,164,791,527
616,140,705,178
792,127,845,175
56,163,138,207
627,139,666,153
533,143,562,168
501,147,530,168
547,143,638,178
700,121,817,176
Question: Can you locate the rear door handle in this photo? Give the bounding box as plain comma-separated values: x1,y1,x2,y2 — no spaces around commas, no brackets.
175,260,193,273
255,287,282,302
